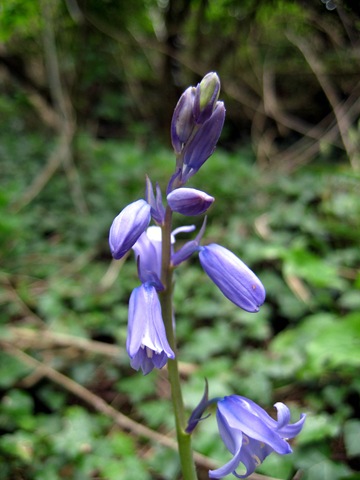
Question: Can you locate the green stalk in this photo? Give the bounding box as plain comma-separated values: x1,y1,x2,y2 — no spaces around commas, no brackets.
160,206,198,480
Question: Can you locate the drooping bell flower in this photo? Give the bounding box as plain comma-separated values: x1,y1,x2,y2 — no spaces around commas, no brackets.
133,224,199,282
198,244,265,313
167,187,214,216
126,283,175,375
209,395,306,479
109,199,151,260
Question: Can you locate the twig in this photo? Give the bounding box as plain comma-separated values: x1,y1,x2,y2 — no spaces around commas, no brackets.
1,343,281,479
80,7,358,175
0,272,196,373
288,33,360,171
1,343,213,471
64,0,85,24
11,130,69,212
6,327,123,359
10,1,88,213
2,343,178,447
0,275,45,327
39,0,88,214
99,257,126,290
4,326,197,377
273,86,360,172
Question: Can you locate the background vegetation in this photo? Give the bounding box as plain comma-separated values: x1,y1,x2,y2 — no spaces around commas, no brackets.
1,0,360,479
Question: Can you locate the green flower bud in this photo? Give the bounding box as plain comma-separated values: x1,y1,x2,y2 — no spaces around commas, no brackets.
194,72,221,124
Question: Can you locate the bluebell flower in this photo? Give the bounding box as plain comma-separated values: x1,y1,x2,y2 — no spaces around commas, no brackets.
133,226,163,284
182,102,225,182
109,199,151,260
209,395,306,479
167,187,214,216
126,283,175,375
199,244,265,313
133,224,198,280
171,86,196,154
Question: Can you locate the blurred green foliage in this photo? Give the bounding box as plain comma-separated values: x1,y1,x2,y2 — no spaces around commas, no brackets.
1,124,360,478
1,0,360,479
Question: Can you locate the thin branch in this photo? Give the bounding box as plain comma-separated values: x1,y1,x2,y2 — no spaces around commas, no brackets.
7,327,123,359
273,84,360,171
64,0,85,24
2,343,178,447
99,257,126,290
0,275,45,327
0,344,211,471
39,0,88,214
80,6,357,173
11,130,68,212
1,343,281,480
288,33,360,171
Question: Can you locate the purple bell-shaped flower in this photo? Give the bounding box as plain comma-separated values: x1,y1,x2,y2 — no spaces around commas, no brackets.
209,395,306,479
126,283,175,375
109,199,151,260
199,244,266,313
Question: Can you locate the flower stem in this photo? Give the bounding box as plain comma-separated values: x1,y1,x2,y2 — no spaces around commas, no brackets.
160,206,198,480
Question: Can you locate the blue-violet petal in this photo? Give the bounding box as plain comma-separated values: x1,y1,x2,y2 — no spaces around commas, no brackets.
199,244,265,312
167,187,214,216
109,199,151,260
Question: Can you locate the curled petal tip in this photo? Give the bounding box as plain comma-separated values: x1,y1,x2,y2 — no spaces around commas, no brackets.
210,395,306,478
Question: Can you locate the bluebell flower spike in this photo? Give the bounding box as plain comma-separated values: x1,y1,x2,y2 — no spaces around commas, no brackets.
209,395,306,479
126,283,175,375
109,199,151,260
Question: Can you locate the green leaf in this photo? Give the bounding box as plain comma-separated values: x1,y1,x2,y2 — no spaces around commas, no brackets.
0,352,32,388
344,420,360,458
0,389,36,430
52,406,102,458
283,244,344,289
297,413,340,444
